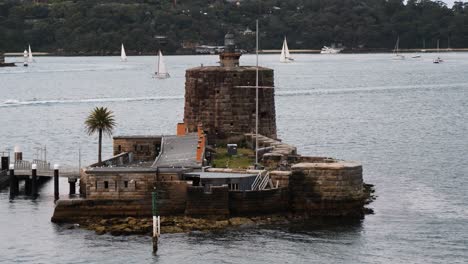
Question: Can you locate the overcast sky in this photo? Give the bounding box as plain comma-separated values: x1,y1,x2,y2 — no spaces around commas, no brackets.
443,0,456,6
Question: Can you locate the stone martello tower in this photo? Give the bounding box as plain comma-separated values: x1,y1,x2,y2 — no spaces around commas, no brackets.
184,33,277,143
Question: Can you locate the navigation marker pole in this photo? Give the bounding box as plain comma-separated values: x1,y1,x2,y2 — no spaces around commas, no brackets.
152,190,160,254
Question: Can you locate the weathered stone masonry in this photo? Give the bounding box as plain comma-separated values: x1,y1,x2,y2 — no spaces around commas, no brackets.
184,66,277,142
289,162,365,217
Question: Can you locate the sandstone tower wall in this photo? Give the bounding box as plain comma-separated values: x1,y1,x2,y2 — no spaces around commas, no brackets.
184,66,277,142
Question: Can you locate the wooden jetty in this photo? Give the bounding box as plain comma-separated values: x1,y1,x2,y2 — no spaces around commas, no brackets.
0,157,80,199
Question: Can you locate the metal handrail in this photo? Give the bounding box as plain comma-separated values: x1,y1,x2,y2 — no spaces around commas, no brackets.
259,172,270,190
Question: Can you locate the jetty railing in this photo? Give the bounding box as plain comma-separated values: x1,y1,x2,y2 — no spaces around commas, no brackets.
14,160,50,170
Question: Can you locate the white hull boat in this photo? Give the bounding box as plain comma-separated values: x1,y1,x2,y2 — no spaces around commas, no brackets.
154,50,170,79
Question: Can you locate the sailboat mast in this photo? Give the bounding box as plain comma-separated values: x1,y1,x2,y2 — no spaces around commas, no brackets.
157,50,161,73
396,37,399,55
255,19,259,166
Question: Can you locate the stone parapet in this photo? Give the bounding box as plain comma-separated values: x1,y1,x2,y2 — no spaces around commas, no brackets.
229,187,288,215
289,161,365,217
185,186,229,218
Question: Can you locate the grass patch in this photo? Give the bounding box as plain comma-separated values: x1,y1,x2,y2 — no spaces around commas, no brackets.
211,147,255,169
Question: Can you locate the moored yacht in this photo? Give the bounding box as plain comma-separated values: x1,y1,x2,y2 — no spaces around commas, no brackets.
320,46,342,54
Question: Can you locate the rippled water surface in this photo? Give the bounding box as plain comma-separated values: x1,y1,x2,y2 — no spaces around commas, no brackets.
1,54,467,263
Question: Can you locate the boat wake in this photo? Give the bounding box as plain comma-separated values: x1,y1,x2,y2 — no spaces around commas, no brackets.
275,82,468,97
0,96,182,108
2,82,466,108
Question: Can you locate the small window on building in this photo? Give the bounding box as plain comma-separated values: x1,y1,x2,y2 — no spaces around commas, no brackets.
118,145,122,152
124,181,128,188
228,183,239,191
104,181,109,189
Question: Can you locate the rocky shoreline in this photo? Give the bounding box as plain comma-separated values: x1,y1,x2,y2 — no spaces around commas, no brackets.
73,215,290,236
61,184,376,236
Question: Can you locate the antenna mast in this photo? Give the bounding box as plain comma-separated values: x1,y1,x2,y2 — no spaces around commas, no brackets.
255,19,259,167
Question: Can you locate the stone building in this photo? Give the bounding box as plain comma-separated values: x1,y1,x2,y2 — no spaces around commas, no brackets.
52,33,370,223
183,34,277,143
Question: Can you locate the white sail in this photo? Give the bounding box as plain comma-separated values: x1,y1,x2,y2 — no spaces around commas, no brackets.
284,37,291,58
155,50,170,79
28,45,34,63
280,37,293,63
392,37,405,60
121,44,127,62
279,41,287,62
433,39,443,64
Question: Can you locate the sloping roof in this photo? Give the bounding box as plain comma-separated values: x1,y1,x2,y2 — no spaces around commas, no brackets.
184,172,257,179
152,133,201,168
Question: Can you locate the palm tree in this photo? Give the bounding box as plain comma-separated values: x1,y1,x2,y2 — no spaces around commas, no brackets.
85,107,116,164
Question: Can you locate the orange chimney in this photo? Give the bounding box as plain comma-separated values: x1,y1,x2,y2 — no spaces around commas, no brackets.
197,123,203,138
196,144,202,162
177,123,186,136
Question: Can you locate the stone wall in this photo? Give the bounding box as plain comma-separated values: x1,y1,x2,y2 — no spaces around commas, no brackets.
289,162,365,217
84,171,153,200
55,159,368,221
229,187,288,215
154,180,188,215
269,171,291,188
52,199,153,222
81,169,183,200
52,180,189,222
184,66,277,143
185,186,229,218
113,136,162,161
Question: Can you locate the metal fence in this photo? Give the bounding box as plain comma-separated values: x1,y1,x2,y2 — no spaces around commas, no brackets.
14,160,51,170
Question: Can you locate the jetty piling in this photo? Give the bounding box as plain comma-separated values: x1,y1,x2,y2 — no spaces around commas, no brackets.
152,191,159,254
54,165,59,201
68,177,77,195
9,164,18,197
24,176,32,195
1,156,9,171
31,164,38,197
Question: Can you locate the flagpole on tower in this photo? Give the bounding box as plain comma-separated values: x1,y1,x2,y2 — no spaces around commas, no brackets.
255,19,259,167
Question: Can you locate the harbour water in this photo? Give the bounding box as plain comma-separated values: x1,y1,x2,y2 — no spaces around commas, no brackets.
0,54,467,263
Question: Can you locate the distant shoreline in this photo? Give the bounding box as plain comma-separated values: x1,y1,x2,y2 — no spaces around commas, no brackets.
4,48,468,57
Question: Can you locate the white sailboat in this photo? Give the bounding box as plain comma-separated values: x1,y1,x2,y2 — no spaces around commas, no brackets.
121,44,127,62
279,37,294,63
433,39,443,64
23,49,28,67
392,37,405,60
154,50,170,79
28,45,35,63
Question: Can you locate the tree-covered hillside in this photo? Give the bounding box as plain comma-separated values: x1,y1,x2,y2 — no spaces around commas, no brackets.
1,0,468,54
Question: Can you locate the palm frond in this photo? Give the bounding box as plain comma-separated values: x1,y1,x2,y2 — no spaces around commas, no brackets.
84,106,116,136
